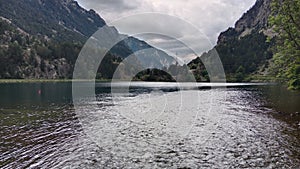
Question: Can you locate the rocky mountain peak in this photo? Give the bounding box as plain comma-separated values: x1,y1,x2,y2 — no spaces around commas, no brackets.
235,0,271,32
217,0,271,44
188,0,274,82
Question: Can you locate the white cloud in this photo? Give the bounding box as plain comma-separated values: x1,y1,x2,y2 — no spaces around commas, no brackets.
77,0,256,63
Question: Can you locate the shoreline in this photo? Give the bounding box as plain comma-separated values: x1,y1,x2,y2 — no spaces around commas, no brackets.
0,78,277,85
0,79,111,84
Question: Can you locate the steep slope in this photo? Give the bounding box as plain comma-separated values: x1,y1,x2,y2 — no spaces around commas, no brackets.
189,0,274,82
0,0,105,42
0,0,137,59
0,0,175,79
218,0,272,44
122,36,176,68
0,18,79,78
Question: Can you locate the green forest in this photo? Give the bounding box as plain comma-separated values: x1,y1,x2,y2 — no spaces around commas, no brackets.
269,0,300,89
187,0,300,90
0,0,299,90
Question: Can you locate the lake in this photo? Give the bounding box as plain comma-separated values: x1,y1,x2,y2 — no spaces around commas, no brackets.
0,82,299,168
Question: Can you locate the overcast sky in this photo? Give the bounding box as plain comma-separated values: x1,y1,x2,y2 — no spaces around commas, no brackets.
77,0,256,63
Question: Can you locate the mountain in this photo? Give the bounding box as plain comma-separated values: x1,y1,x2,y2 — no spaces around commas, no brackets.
188,0,274,82
122,36,176,69
0,0,175,79
0,0,105,42
218,0,272,44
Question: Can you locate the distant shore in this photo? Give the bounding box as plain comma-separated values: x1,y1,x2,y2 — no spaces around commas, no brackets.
0,79,111,84
0,78,278,84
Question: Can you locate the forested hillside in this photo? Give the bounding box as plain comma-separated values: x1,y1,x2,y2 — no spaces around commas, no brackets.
0,0,174,80
188,0,300,90
188,0,274,82
0,18,80,78
1,0,299,88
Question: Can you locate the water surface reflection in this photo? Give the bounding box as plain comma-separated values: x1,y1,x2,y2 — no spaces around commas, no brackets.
0,82,299,168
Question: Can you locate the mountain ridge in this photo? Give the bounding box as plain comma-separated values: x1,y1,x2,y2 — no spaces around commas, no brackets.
189,0,274,82
0,0,106,42
0,0,175,79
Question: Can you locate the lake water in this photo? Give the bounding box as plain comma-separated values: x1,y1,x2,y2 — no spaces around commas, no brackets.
0,82,299,168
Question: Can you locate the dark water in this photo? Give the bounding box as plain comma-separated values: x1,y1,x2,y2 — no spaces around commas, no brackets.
0,82,299,168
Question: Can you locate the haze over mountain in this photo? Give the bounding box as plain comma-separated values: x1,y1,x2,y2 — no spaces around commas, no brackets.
77,0,257,59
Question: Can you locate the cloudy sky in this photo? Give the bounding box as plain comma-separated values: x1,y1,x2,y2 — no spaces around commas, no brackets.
77,0,256,63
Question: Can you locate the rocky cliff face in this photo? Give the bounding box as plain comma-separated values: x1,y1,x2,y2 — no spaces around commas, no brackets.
234,0,271,32
189,0,274,82
218,0,272,44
